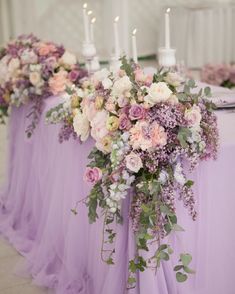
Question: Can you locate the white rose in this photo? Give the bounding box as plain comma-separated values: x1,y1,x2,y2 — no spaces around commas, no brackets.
102,78,112,89
29,71,41,86
184,105,202,127
73,111,90,141
125,152,143,173
21,49,38,64
93,68,110,81
0,56,10,83
174,163,186,185
165,72,183,87
144,82,172,106
60,51,77,66
112,76,132,96
75,88,84,98
8,58,20,73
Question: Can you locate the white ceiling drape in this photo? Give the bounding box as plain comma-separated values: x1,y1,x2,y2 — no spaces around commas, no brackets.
0,0,234,67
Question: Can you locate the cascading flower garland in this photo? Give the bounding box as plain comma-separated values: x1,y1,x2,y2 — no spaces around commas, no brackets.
46,57,219,288
0,34,87,136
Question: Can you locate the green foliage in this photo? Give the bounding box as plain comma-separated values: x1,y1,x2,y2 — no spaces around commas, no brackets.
174,253,195,282
120,56,135,81
204,86,212,97
155,244,173,267
184,180,194,188
88,148,109,169
0,106,8,124
177,127,191,149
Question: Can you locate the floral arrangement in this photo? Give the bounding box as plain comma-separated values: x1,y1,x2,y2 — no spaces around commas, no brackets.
0,34,86,136
201,63,235,89
47,58,218,288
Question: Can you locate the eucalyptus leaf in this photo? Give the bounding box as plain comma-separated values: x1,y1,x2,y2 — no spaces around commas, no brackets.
176,272,188,282
180,253,192,267
172,224,185,232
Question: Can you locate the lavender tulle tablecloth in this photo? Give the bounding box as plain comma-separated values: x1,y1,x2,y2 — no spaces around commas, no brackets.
0,88,235,294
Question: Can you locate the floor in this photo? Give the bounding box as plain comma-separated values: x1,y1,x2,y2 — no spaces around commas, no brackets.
0,238,50,294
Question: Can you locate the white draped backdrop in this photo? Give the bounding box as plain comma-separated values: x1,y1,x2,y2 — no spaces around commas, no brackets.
0,0,235,67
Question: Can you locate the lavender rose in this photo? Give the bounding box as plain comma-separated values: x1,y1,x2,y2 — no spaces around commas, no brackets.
68,70,79,82
84,167,102,184
119,113,131,130
129,104,146,120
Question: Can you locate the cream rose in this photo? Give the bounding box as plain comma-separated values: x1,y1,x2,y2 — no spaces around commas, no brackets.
29,71,42,86
73,111,90,141
102,78,112,89
93,68,110,81
126,152,143,173
60,51,77,66
144,82,172,106
112,76,132,97
8,58,20,74
184,105,202,127
164,72,183,87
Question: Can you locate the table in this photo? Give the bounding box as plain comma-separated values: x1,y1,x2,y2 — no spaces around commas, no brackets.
0,87,235,294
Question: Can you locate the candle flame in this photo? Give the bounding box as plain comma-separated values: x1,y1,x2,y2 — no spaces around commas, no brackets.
132,28,137,35
91,17,96,24
83,3,87,9
114,16,119,23
87,10,93,16
166,8,170,13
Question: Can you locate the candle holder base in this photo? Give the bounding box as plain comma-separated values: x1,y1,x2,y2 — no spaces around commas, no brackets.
90,55,100,72
109,56,121,72
158,47,176,68
82,42,97,73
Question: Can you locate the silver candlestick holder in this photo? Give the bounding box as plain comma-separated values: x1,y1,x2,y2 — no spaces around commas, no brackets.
158,47,176,69
82,42,97,73
109,55,121,73
90,55,100,72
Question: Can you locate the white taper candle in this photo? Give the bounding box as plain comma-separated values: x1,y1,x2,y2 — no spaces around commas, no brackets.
165,8,171,49
114,16,120,59
90,17,96,43
132,28,138,63
83,3,90,43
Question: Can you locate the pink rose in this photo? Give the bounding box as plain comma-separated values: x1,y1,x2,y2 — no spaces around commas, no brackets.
129,121,152,150
134,68,153,86
81,97,97,122
129,120,167,151
105,98,116,113
84,167,102,184
119,113,132,130
90,110,109,141
150,121,167,147
38,43,57,56
49,70,69,95
129,104,146,120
